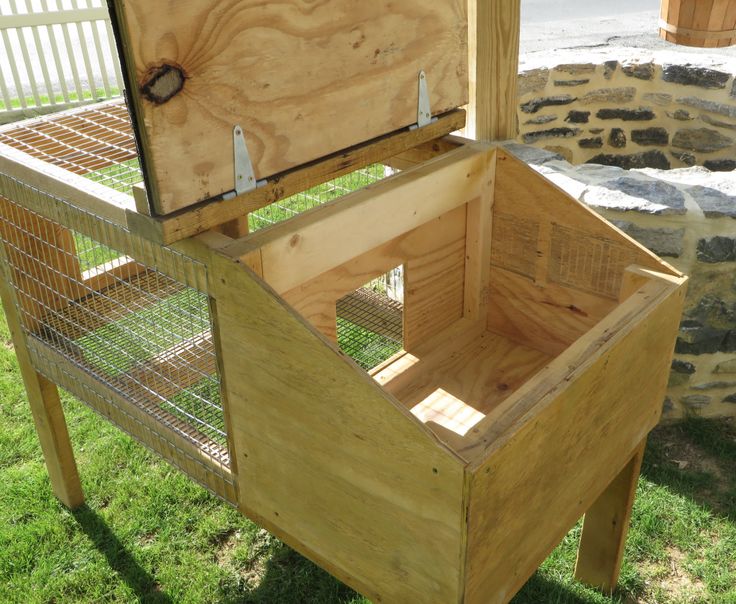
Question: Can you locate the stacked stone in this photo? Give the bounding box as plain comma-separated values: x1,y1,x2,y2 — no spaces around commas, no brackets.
505,143,736,421
518,60,736,171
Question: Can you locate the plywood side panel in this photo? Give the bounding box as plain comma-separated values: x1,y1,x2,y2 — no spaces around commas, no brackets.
487,150,681,354
111,0,469,214
464,279,687,604
208,251,467,604
225,144,493,293
404,213,468,351
0,196,85,333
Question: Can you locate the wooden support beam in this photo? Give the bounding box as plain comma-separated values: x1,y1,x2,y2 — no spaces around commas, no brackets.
224,143,494,295
574,439,647,593
467,0,521,140
463,152,496,320
81,256,147,294
0,260,83,509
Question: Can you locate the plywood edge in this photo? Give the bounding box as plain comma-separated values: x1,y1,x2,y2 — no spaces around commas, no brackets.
496,146,682,279
462,270,687,603
204,238,468,601
106,0,158,211
464,270,687,465
0,142,135,223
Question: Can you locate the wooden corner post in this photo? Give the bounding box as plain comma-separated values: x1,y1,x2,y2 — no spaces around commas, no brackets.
0,275,84,510
0,204,84,510
467,0,521,141
574,440,647,593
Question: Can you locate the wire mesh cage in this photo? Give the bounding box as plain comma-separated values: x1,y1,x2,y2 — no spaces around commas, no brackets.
0,100,411,502
0,185,234,500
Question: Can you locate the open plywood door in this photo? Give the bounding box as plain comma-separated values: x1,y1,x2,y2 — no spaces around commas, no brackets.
108,0,469,215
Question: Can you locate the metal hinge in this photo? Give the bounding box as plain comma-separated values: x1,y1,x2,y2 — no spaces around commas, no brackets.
411,70,437,130
223,125,265,200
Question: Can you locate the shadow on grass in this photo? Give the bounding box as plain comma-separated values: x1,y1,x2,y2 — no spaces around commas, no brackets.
513,572,612,604
641,417,736,523
220,539,606,604
72,504,173,604
220,542,359,604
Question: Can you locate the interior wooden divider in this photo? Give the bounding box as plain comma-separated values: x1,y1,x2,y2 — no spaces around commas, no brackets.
282,205,468,344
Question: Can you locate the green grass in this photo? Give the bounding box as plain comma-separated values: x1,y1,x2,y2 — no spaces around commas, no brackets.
0,88,121,112
83,158,143,196
249,164,386,232
1,298,735,603
336,317,402,371
76,288,210,378
72,232,123,272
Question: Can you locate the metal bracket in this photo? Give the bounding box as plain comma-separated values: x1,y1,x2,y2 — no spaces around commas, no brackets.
222,125,266,200
411,70,436,130
233,125,257,195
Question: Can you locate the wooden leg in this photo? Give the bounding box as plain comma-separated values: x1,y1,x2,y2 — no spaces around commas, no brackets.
0,269,84,509
574,439,647,593
24,370,85,509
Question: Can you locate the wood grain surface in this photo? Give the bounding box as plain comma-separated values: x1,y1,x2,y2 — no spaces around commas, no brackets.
111,0,468,214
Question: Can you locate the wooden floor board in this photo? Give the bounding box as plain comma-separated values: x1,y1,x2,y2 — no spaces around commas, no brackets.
373,327,552,443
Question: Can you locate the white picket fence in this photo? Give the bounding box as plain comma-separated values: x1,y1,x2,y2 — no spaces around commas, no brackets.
0,0,123,121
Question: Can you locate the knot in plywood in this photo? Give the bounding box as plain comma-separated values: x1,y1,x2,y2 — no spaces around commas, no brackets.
140,63,186,105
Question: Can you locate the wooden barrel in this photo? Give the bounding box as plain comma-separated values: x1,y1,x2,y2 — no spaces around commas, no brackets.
660,0,736,48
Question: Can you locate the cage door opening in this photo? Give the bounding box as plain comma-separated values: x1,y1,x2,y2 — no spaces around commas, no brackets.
336,266,404,371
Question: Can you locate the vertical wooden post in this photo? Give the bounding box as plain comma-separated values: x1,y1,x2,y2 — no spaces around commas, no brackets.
215,215,250,239
574,439,647,593
0,199,84,509
463,152,496,321
0,275,84,509
467,0,521,141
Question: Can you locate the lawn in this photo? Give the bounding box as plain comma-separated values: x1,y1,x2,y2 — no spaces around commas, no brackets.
0,89,121,112
1,301,735,603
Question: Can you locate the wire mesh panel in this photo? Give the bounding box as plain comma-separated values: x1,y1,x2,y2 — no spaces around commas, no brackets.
0,192,234,501
0,100,140,192
249,164,395,232
336,269,404,371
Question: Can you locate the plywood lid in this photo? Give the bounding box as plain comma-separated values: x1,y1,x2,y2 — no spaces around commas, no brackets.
109,0,469,216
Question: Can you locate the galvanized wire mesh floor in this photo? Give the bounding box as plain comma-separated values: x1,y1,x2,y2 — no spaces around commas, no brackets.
0,101,140,193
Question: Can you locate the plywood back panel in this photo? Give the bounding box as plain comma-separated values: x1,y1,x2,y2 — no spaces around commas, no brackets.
110,0,469,215
282,205,467,344
486,150,681,354
0,196,84,333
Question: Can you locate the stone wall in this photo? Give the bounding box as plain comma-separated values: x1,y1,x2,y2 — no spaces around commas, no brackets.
518,51,736,172
507,143,736,421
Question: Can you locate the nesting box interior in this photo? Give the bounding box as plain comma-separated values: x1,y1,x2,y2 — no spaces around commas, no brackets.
0,2,689,603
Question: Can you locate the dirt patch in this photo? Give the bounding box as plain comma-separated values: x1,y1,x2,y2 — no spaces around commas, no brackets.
215,527,272,590
138,530,157,548
639,546,706,603
212,528,240,566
